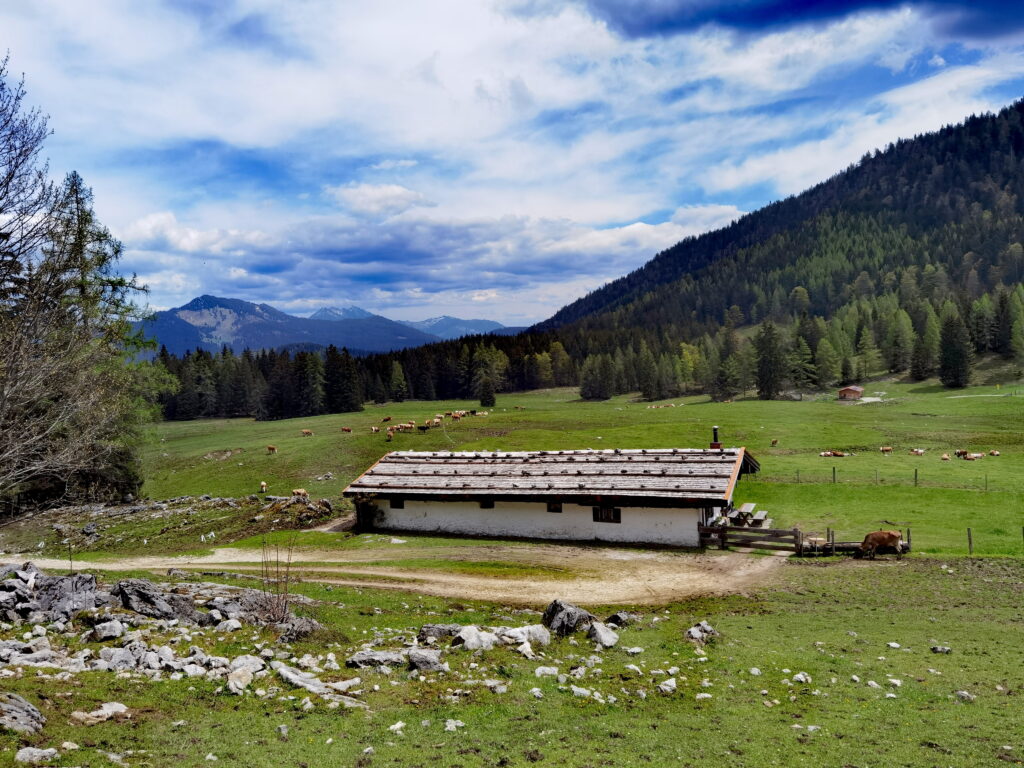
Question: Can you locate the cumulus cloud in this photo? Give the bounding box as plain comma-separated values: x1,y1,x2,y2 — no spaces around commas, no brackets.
324,183,436,217
4,1,1024,322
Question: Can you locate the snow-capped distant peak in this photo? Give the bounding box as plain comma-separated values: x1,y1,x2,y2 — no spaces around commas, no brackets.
309,305,374,321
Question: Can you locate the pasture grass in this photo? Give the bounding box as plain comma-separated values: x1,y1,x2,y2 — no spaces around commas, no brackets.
0,558,1020,767
138,374,1024,556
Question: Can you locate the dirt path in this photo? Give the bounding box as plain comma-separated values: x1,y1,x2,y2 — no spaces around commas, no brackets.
33,542,783,606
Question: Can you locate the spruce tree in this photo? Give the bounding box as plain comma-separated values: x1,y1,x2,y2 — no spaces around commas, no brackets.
636,342,659,400
479,377,496,407
814,339,840,388
938,315,973,388
389,360,409,402
788,337,816,389
754,320,786,400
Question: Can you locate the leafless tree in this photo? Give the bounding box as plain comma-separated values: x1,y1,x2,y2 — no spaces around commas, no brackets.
0,60,167,505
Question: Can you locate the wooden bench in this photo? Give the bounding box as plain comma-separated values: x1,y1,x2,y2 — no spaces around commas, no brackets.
732,503,756,526
750,510,768,527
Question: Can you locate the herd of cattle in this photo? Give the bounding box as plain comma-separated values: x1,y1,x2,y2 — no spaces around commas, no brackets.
262,409,492,455
814,446,1001,460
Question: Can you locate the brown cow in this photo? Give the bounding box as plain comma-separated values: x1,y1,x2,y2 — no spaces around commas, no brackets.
341,427,352,433
880,446,893,454
989,450,1000,456
259,481,268,493
941,453,950,461
771,439,778,447
301,429,314,437
382,416,392,423
291,488,309,499
266,445,278,455
859,530,903,560
370,426,380,433
909,448,925,456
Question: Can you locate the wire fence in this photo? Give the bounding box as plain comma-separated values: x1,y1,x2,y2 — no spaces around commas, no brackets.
746,466,1014,492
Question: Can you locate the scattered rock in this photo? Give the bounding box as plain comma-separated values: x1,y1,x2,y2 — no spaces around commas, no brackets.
0,693,46,734
685,621,718,644
227,666,253,695
93,619,124,641
534,666,559,678
749,668,762,676
70,702,129,726
605,611,638,627
955,690,976,702
658,678,677,694
14,747,57,765
417,624,461,644
215,619,242,633
408,648,448,673
495,624,550,647
346,650,407,669
445,719,465,732
931,646,952,654
542,600,595,636
587,621,619,648
451,626,499,651
695,692,712,701
274,616,323,642
111,579,213,626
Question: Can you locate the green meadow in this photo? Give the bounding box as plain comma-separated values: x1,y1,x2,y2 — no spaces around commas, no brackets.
142,375,1024,556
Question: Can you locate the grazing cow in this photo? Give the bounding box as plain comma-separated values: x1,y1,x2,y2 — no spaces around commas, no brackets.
989,450,1000,456
966,452,985,460
954,449,968,458
371,426,380,433
880,446,893,455
291,488,309,499
301,429,314,437
382,416,392,423
259,481,268,493
858,530,903,560
341,427,352,433
266,445,278,455
941,453,950,461
771,439,779,447
451,414,461,421
385,431,393,442
417,424,430,433
910,448,925,456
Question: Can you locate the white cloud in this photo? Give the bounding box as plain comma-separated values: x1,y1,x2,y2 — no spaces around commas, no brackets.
324,183,436,217
5,1,1024,321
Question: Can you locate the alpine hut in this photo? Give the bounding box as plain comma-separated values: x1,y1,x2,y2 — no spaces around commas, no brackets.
343,431,758,547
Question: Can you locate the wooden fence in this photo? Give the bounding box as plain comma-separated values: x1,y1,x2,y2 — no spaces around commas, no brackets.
699,524,803,553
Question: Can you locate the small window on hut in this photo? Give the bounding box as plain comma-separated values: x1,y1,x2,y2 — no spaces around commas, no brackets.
593,506,621,524
389,497,405,509
547,501,563,513
479,499,495,509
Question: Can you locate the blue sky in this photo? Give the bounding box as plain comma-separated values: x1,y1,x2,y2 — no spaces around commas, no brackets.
4,1,1024,324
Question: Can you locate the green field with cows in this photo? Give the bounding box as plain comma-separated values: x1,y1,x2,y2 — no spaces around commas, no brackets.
142,373,1024,556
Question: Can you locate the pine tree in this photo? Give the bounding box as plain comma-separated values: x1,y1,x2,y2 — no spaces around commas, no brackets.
754,320,786,400
549,342,574,386
389,361,409,402
1011,318,1024,369
855,327,882,381
294,352,325,416
479,377,496,407
788,337,816,389
636,342,659,400
938,315,973,388
814,339,840,388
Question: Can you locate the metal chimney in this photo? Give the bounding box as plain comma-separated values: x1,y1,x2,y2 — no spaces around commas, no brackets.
711,425,722,450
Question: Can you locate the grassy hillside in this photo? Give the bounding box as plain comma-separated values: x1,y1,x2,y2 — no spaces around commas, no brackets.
140,376,1024,556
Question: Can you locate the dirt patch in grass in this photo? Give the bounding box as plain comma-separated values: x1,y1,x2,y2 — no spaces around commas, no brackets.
30,542,782,605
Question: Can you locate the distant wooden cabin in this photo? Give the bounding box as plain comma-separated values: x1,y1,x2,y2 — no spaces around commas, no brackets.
343,446,759,547
837,385,864,401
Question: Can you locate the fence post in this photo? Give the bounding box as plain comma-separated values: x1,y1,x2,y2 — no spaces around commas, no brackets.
914,468,918,487
875,469,879,485
985,474,988,492
796,469,800,484
832,466,837,484
906,526,911,552
967,528,973,556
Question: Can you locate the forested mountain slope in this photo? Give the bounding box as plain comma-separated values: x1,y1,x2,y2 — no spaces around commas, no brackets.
539,100,1024,344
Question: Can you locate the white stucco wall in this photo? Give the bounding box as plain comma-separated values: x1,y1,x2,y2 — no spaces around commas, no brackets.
372,499,704,547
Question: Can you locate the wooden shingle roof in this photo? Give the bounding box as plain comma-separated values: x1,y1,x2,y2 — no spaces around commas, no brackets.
343,447,758,503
